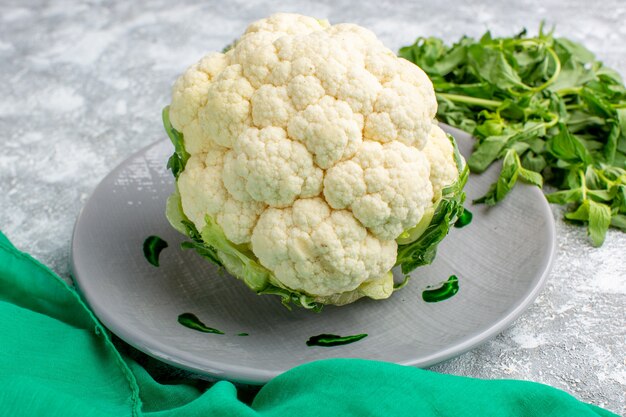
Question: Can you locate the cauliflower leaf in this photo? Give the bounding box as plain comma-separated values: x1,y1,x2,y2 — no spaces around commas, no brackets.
395,134,469,274
166,177,322,310
163,106,190,179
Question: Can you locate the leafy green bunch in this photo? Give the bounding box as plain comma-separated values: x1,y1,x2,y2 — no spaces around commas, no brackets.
400,26,626,246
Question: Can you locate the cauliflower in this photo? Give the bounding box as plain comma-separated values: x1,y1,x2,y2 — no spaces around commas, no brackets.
164,13,468,309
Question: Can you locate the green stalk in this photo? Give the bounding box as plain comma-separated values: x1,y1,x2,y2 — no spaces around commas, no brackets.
544,112,560,129
436,93,502,108
557,87,582,96
530,47,562,92
579,169,588,201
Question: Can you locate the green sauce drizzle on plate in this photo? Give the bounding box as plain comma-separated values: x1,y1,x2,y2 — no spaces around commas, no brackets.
177,313,224,334
143,235,168,267
306,333,368,347
422,275,459,303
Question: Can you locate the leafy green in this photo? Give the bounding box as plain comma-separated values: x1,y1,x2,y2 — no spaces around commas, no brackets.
474,149,543,205
395,134,468,274
564,199,611,246
546,123,592,164
400,26,626,246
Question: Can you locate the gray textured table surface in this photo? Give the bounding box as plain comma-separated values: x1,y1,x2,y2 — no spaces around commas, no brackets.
1,0,624,413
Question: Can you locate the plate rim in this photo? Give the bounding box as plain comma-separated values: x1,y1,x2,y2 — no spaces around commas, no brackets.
70,125,556,384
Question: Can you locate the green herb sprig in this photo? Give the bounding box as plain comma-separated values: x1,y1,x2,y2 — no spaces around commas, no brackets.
400,25,626,246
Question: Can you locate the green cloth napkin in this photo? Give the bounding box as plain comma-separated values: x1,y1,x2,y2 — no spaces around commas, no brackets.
0,231,618,417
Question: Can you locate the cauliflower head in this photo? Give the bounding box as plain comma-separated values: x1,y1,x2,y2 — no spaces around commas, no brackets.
164,13,468,309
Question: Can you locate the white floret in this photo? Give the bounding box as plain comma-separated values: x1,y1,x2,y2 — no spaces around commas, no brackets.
423,124,459,199
177,144,265,244
364,78,436,149
251,85,295,128
222,127,323,207
169,53,228,153
364,55,437,149
250,198,397,296
324,141,434,240
244,13,329,36
287,96,363,169
231,31,282,88
199,64,255,148
287,75,325,111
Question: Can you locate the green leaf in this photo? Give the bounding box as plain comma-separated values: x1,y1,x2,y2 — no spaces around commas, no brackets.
474,149,542,205
580,87,615,119
162,106,190,178
196,216,323,310
567,111,606,133
587,200,612,246
584,165,603,189
198,216,270,292
469,123,548,173
474,119,505,137
474,149,520,205
166,153,185,181
181,240,222,266
602,122,620,164
565,200,611,246
467,45,526,90
587,189,614,202
617,108,626,135
611,214,626,231
545,188,582,204
468,134,510,172
518,165,544,187
221,39,237,53
549,60,584,92
395,198,460,273
547,124,592,164
564,201,590,221
165,186,188,235
616,109,626,156
521,152,547,172
614,185,626,213
596,66,624,84
432,43,467,75
555,38,595,63
395,134,468,274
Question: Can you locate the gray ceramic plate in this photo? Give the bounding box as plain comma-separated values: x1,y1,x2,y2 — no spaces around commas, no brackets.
71,124,555,385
